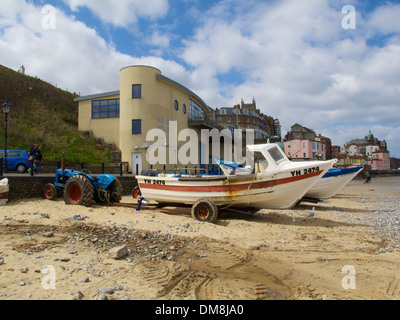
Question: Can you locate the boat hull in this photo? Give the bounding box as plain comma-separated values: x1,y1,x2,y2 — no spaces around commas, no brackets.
305,166,363,199
137,160,336,209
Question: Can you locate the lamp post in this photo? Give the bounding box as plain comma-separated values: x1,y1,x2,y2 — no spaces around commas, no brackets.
1,100,12,173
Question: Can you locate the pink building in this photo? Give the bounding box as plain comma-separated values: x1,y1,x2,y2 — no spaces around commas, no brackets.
284,139,326,160
367,150,390,170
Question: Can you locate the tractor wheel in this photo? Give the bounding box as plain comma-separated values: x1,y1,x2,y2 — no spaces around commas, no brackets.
108,178,123,203
44,183,57,200
64,175,94,207
191,199,218,223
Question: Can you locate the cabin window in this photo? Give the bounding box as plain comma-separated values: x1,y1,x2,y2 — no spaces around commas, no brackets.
269,147,285,163
254,151,268,164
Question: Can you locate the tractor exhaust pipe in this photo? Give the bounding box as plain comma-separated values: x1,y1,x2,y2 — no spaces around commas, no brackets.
61,152,66,172
61,152,66,182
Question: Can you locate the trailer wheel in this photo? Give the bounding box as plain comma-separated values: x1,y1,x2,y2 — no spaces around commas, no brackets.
64,175,94,207
132,186,141,200
44,183,57,200
191,199,218,223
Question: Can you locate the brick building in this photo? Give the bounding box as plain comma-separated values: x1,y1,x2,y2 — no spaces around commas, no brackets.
214,98,281,144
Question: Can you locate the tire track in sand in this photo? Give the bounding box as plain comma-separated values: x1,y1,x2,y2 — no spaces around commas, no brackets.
133,239,290,300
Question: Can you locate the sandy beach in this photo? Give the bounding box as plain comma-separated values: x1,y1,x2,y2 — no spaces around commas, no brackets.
0,176,399,300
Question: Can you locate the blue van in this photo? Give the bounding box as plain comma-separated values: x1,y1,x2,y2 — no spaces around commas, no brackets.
0,150,32,173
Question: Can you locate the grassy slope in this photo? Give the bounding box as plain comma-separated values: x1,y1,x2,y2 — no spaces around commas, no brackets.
0,65,112,165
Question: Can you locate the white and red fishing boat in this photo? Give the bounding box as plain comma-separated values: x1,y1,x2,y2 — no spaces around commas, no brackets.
135,144,336,222
304,165,363,200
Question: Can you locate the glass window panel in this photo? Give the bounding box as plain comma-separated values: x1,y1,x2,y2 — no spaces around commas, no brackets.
132,119,142,134
8,151,20,157
132,84,141,99
92,99,120,119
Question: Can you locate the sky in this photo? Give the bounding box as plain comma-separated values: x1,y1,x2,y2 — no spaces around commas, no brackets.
0,0,399,157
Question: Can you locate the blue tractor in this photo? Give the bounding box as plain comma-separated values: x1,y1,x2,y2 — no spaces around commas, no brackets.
44,168,123,207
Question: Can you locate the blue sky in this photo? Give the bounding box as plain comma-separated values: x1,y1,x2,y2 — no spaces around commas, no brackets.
1,0,400,157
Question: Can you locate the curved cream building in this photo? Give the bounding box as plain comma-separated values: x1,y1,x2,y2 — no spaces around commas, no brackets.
76,65,219,174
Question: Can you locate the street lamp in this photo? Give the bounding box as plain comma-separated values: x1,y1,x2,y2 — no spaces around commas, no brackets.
1,100,12,173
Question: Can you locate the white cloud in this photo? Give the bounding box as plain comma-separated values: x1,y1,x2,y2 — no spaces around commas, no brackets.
0,0,190,96
368,3,400,34
63,0,169,27
148,30,171,48
179,0,400,155
0,0,399,156
0,1,129,94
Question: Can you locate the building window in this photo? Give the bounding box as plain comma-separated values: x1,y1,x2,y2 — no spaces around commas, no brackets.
174,100,179,111
312,142,317,150
183,104,187,114
132,84,141,99
190,99,206,120
92,99,120,119
132,119,142,135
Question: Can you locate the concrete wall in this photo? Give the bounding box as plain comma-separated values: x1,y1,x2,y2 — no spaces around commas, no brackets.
5,175,138,201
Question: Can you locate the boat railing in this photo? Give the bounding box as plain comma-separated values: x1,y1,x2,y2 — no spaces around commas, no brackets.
142,160,256,178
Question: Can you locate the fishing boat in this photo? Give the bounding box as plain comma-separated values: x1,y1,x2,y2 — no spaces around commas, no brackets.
135,143,336,222
304,165,363,200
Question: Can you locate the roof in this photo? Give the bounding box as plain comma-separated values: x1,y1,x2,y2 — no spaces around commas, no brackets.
216,107,262,119
156,74,212,112
74,90,120,102
291,123,314,133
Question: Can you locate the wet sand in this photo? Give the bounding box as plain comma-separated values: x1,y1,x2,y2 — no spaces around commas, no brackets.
0,177,399,300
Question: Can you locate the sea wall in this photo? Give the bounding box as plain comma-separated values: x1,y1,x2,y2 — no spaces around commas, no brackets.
3,175,138,201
